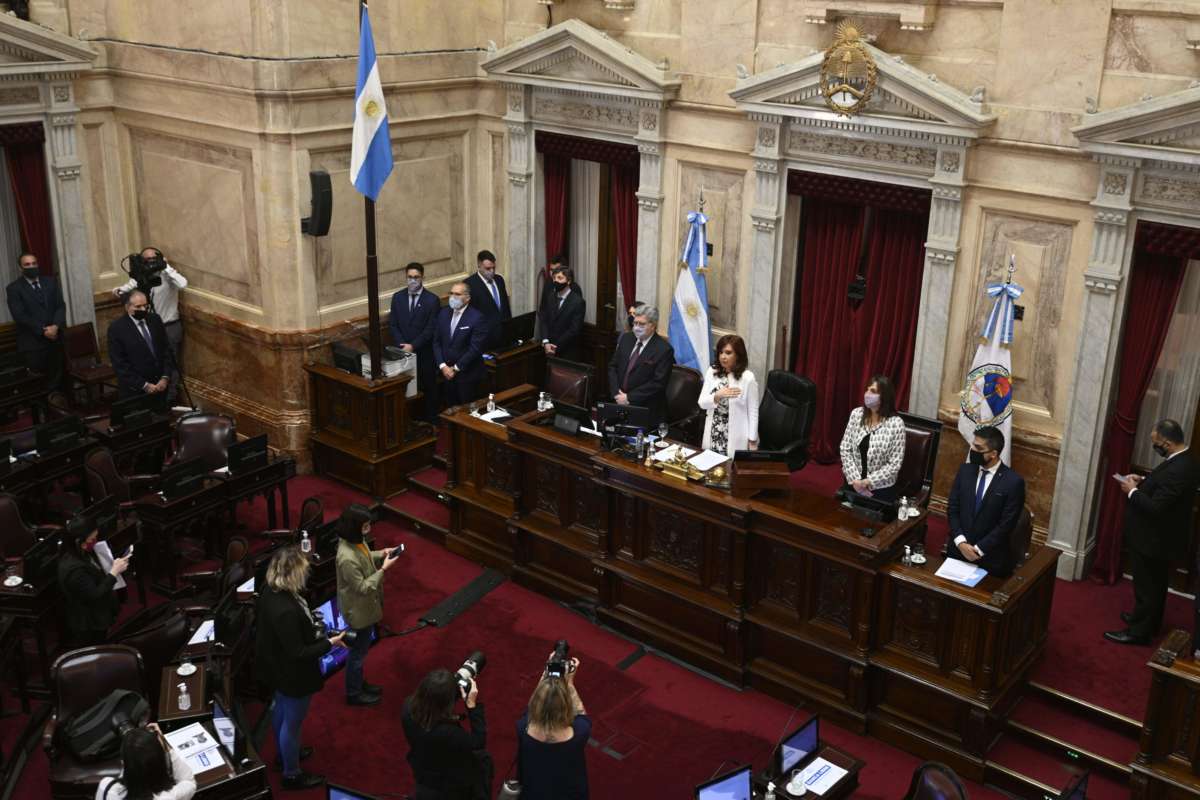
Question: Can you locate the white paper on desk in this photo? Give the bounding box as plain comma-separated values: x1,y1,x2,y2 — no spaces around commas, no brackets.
652,444,696,463
92,541,126,590
166,722,219,759
236,576,254,593
795,757,848,796
187,619,215,646
184,747,227,774
479,408,511,422
212,465,230,475
687,449,728,473
934,558,988,587
579,425,602,437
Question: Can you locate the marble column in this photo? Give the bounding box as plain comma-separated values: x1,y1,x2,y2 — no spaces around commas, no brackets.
909,144,967,417
634,103,664,310
745,114,784,385
44,80,95,330
1047,156,1138,579
504,85,535,315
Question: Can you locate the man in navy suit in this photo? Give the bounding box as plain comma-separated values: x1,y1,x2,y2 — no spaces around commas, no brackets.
432,281,489,408
945,425,1026,578
107,290,175,399
389,262,440,421
537,264,586,363
463,249,510,349
5,252,65,389
606,304,674,429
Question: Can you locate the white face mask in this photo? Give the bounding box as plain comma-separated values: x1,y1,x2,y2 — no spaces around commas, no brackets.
448,296,464,311
406,277,421,291
632,324,648,339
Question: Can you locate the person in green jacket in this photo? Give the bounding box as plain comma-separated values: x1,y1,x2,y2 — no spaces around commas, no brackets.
335,504,400,706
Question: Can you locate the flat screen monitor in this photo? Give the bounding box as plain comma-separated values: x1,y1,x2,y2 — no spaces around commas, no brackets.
328,785,379,800
314,596,376,678
162,457,208,502
596,401,652,432
212,587,247,645
109,393,166,428
775,715,820,779
22,530,63,586
79,496,119,539
227,434,269,474
34,415,84,454
312,519,341,558
550,399,596,437
694,765,752,800
211,693,244,762
733,449,788,463
494,311,536,351
1060,772,1089,800
836,486,897,523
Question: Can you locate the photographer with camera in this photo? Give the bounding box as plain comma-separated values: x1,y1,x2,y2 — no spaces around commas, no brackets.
113,248,187,397
58,514,130,649
95,722,196,800
255,546,346,790
513,642,590,800
401,658,488,800
334,503,401,706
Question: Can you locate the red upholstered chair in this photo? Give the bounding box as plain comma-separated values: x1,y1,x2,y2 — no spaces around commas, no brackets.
544,357,593,408
171,412,236,471
63,322,117,412
83,447,160,511
179,536,253,607
108,604,190,710
261,495,324,545
43,645,146,800
894,412,942,508
0,492,60,559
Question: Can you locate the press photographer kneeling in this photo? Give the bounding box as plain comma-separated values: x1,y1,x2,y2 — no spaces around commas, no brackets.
401,654,488,800
512,641,590,800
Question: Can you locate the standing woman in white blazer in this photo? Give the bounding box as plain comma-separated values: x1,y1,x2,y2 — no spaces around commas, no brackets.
698,334,759,456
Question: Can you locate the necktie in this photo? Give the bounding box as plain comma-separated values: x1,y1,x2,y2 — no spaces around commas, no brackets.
489,279,500,310
138,320,155,356
450,311,461,336
30,280,43,304
410,294,417,314
974,468,988,512
623,341,643,390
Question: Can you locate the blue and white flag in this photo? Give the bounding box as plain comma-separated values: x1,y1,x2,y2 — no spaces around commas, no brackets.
669,211,712,372
958,261,1023,465
350,4,392,200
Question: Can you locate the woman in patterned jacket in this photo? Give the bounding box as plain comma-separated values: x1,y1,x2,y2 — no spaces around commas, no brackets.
838,374,906,503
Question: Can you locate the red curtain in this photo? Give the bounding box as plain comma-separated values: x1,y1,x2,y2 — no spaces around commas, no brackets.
610,163,639,309
792,199,929,463
1090,250,1188,584
6,140,55,276
542,152,570,279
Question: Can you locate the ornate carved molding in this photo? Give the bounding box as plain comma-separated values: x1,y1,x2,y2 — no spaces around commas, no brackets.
535,96,638,131
0,85,38,105
1140,174,1200,207
54,165,79,179
1083,273,1121,294
788,130,937,170
802,1,939,31
1102,172,1128,195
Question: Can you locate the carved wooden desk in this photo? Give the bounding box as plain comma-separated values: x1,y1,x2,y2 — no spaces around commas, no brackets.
1134,630,1200,799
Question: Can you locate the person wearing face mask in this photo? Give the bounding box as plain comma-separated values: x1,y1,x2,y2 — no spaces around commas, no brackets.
624,300,644,333
433,282,489,408
5,251,66,389
945,425,1026,578
389,262,440,421
334,503,401,706
113,248,188,399
698,334,759,457
107,290,175,400
1106,419,1200,646
464,249,511,349
537,265,585,363
606,304,674,428
58,514,130,649
838,375,907,503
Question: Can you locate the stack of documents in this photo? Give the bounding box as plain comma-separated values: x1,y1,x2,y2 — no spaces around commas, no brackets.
934,558,988,587
165,722,226,774
687,450,728,473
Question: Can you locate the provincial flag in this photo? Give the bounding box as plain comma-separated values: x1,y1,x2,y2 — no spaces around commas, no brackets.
349,4,393,201
958,274,1023,465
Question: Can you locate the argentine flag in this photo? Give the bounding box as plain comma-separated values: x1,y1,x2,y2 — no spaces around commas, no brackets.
350,4,392,200
669,211,712,373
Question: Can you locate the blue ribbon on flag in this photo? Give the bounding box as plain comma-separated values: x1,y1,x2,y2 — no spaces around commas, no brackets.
981,281,1024,344
680,211,708,268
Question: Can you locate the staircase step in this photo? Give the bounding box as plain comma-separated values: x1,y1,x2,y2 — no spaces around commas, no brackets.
986,733,1129,800
408,466,450,505
1027,681,1143,739
1007,695,1136,780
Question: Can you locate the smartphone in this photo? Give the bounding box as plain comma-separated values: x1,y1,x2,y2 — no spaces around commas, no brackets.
389,543,405,558
122,545,134,558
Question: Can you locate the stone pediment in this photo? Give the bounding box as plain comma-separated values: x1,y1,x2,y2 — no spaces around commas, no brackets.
482,19,679,102
1072,87,1200,168
0,13,95,78
729,43,994,141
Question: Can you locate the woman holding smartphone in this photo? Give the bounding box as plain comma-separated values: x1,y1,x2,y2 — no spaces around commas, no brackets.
58,514,129,649
335,504,400,707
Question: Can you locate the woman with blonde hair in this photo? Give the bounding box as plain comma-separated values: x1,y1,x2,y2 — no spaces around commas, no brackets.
515,652,589,800
254,546,345,791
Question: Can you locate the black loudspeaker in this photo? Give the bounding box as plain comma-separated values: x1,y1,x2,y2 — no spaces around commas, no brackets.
301,170,332,236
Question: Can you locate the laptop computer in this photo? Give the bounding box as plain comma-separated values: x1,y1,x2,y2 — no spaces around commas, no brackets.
161,458,208,501
695,765,752,800
769,716,821,785
227,434,269,475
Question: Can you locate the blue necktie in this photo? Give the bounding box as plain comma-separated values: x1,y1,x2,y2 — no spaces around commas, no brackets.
974,468,988,512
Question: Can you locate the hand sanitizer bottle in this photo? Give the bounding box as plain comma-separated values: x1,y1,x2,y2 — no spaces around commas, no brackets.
177,682,191,711
487,393,496,413
300,531,312,554
898,496,910,521
765,781,776,800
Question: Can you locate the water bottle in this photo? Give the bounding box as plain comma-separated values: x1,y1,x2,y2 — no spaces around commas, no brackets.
903,544,912,567
487,393,496,413
898,496,910,521
300,531,312,554
635,429,644,460
177,682,191,711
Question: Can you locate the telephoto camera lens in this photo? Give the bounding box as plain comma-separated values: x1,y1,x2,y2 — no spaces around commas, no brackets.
340,629,358,646
545,639,571,679
455,651,486,693
111,711,135,737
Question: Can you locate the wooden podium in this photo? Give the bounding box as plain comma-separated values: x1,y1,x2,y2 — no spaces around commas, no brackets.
305,363,436,499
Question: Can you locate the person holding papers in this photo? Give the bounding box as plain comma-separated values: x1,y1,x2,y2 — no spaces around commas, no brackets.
96,723,196,800
945,426,1025,578
59,514,129,649
697,334,759,457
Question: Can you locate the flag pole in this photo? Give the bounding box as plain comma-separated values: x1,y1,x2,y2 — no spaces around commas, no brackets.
360,1,383,382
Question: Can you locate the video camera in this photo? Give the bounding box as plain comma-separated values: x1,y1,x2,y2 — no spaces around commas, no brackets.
122,249,167,294
545,639,572,679
455,651,486,694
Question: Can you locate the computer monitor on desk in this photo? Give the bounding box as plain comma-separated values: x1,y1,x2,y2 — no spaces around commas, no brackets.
34,415,85,454
161,458,207,501
109,393,166,429
695,765,752,800
491,311,536,352
836,486,896,523
227,434,269,475
551,399,597,437
596,401,652,432
770,715,820,784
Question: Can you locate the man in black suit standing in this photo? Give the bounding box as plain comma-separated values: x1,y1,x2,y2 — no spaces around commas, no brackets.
606,304,674,428
1105,419,1200,646
463,249,510,349
107,290,175,400
432,282,489,408
5,252,65,389
537,264,585,363
389,262,440,421
946,426,1026,578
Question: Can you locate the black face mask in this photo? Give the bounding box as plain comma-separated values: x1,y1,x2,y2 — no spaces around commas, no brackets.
21,267,38,280
131,309,148,321
626,314,635,329
1153,443,1170,458
968,449,988,467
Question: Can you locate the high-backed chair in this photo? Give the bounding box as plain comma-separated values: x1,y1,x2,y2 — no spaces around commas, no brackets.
894,412,942,508
1010,505,1035,569
43,645,146,800
261,495,324,545
0,492,59,559
172,412,236,471
108,604,190,710
544,357,593,408
756,371,816,471
902,762,968,800
63,322,117,411
180,536,252,606
665,365,704,445
84,447,160,509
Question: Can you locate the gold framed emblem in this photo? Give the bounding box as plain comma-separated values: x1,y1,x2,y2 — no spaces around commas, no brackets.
819,21,877,117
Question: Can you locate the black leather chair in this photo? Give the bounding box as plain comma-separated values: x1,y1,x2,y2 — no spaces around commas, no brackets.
902,762,968,800
261,495,324,545
108,604,190,710
665,365,704,446
1010,505,1035,568
894,412,941,508
544,356,593,408
84,447,160,511
757,370,816,471
171,412,236,471
0,492,60,559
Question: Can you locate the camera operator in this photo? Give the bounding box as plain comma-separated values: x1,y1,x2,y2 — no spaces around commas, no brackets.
96,722,196,800
401,668,488,800
334,503,400,706
58,514,129,649
515,646,590,800
113,248,187,397
255,546,346,791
